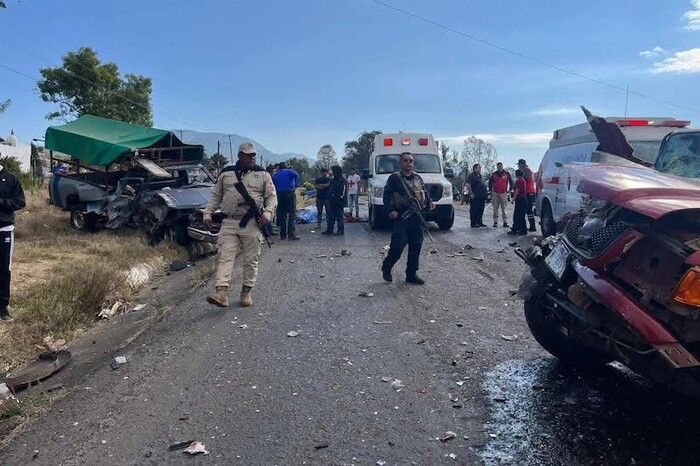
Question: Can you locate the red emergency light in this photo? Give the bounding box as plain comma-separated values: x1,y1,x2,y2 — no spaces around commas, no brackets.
383,138,393,146
418,137,429,145
616,119,691,128
401,137,411,145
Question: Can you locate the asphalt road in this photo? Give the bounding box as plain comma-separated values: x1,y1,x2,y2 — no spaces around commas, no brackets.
2,202,700,465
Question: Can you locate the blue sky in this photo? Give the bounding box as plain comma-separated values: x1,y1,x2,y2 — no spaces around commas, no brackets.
1,0,700,168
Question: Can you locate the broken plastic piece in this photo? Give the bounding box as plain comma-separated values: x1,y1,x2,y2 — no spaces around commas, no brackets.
183,441,209,455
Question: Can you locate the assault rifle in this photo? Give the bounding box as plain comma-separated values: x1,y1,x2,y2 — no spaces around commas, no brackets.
234,181,273,248
397,174,434,243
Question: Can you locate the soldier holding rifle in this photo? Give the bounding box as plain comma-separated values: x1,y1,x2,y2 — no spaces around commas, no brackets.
203,142,277,308
381,152,434,285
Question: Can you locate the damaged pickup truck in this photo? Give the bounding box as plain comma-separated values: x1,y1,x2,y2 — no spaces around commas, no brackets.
46,115,223,246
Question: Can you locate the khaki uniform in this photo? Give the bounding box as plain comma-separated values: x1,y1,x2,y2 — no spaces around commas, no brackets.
204,166,277,289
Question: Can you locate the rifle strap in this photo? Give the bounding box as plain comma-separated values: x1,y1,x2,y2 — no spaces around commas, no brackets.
233,168,255,228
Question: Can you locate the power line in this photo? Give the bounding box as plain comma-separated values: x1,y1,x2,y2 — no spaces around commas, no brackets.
372,0,699,115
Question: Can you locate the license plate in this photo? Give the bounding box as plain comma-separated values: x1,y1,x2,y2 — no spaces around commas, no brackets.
545,242,570,280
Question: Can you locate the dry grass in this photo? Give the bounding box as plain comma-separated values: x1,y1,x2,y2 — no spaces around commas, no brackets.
0,191,185,373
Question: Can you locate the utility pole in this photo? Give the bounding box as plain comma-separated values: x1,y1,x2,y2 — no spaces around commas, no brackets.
228,134,234,164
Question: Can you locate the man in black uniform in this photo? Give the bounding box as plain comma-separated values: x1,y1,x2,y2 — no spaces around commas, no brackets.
381,152,434,285
0,161,26,321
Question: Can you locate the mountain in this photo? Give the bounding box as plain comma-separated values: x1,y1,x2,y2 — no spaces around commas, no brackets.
176,130,311,166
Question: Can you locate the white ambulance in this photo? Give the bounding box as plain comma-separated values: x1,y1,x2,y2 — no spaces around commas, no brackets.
536,117,690,236
361,133,455,230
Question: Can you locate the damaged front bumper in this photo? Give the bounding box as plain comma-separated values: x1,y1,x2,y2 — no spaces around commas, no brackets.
187,226,218,244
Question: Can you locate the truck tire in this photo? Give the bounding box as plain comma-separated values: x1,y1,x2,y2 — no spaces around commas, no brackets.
70,207,97,232
369,205,383,230
540,202,556,238
165,221,191,247
524,295,611,368
437,207,454,230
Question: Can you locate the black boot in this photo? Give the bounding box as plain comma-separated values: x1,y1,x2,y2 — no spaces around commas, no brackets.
382,266,393,282
406,275,425,285
0,307,13,321
528,218,537,232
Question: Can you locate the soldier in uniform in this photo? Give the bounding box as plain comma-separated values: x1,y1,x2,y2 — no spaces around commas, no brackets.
204,142,277,307
381,152,434,285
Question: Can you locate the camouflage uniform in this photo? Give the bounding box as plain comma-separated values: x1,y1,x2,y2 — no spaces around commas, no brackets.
204,143,277,307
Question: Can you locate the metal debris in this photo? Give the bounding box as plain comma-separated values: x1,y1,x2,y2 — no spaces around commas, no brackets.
381,376,392,383
440,431,457,442
390,379,405,390
359,292,375,297
373,321,392,325
183,441,209,455
168,440,195,451
287,331,300,338
501,334,519,341
470,253,486,261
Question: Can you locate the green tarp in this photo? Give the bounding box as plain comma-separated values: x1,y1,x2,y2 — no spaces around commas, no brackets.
45,115,196,166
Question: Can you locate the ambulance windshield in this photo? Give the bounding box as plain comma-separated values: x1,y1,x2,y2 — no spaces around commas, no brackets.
375,154,441,174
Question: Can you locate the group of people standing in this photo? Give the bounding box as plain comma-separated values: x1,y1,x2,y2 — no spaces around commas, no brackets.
313,168,361,236
464,158,537,236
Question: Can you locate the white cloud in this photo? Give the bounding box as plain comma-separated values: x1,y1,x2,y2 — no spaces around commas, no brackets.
685,0,700,30
531,107,580,116
652,48,700,74
437,132,551,146
639,46,666,58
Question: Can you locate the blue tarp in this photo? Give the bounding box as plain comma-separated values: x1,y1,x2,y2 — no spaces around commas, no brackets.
296,206,325,224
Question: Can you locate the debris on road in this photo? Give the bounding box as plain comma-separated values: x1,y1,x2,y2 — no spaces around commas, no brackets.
98,300,127,319
42,336,67,352
429,249,438,254
470,253,486,262
340,249,351,256
239,324,248,329
381,376,392,383
460,244,474,252
316,254,328,258
440,431,457,442
493,396,508,403
373,321,392,325
390,379,405,390
496,247,508,253
183,442,210,455
132,303,147,312
456,381,464,387
508,290,518,296
314,443,330,450
358,291,374,297
501,334,519,341
110,356,127,370
447,453,458,460
115,356,127,364
169,260,189,272
287,330,300,337
5,350,72,391
0,383,17,413
508,241,517,247
169,440,195,451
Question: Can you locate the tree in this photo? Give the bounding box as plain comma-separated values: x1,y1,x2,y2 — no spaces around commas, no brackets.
342,130,382,174
315,144,338,171
460,136,498,178
284,156,316,184
37,47,153,126
0,99,9,115
203,152,228,176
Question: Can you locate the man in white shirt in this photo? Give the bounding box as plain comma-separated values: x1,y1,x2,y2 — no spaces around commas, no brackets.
346,171,361,218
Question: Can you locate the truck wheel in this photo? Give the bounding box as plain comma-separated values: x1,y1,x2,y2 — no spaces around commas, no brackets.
369,205,382,230
524,295,611,368
437,208,454,230
540,202,556,237
165,221,191,246
70,208,97,232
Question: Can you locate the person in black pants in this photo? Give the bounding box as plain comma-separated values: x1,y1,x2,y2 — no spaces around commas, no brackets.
0,162,26,321
272,162,301,240
508,169,528,236
314,168,331,228
381,152,434,285
322,165,347,235
466,164,488,228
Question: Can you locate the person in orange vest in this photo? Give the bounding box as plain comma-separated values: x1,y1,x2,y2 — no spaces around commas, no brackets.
518,158,537,232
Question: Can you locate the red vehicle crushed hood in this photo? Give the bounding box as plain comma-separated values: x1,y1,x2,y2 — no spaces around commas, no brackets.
573,163,700,219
